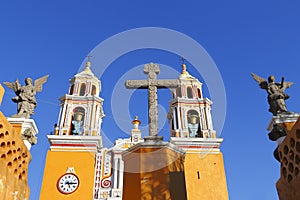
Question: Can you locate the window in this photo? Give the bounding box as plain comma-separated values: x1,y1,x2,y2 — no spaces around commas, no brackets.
187,87,193,98
92,85,97,95
197,88,202,98
176,88,182,97
69,84,74,95
79,83,86,96
187,110,202,137
71,107,85,135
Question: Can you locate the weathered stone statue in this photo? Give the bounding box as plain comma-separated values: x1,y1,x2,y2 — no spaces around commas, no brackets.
251,73,293,116
4,75,49,119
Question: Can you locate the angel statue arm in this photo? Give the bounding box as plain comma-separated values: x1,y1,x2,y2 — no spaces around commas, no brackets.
3,75,49,119
251,73,293,116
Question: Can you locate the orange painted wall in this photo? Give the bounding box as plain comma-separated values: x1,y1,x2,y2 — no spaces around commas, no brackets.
184,151,229,200
0,112,31,200
0,84,4,105
122,146,186,200
276,118,300,200
40,151,96,200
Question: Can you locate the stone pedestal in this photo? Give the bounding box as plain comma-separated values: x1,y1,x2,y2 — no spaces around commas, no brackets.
6,118,38,150
144,135,163,142
268,113,300,132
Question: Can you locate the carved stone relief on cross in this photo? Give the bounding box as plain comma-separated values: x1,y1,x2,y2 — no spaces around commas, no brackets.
125,63,179,137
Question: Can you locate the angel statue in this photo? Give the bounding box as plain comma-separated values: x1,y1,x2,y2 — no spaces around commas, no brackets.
251,73,293,116
4,75,49,119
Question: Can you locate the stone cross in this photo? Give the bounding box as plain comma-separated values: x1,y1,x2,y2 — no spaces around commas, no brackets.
125,63,179,137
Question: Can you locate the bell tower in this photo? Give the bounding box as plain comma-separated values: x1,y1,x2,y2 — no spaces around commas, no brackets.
56,58,104,136
40,59,104,199
168,62,216,139
168,62,229,200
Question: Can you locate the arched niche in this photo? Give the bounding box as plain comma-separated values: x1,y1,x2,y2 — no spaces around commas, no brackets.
70,107,85,135
187,87,193,98
79,83,86,96
187,110,202,137
92,85,97,95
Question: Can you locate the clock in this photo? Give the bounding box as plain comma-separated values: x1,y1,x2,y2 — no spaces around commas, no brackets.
57,173,79,194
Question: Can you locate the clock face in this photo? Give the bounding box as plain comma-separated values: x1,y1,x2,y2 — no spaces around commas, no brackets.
57,173,79,194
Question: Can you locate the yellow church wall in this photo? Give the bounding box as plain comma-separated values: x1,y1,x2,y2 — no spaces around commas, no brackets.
40,151,96,200
184,151,229,200
0,84,4,105
9,123,22,137
123,146,187,200
0,111,31,200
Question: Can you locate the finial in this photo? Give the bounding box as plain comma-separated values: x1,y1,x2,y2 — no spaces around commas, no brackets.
181,56,189,75
132,116,141,129
84,54,92,70
181,56,185,64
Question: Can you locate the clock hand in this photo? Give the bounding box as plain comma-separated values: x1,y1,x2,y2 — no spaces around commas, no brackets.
65,181,77,185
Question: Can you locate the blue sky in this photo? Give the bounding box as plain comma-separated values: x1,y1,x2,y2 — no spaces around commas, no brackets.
1,1,300,199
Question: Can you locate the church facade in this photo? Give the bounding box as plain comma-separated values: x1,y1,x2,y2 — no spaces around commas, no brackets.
39,59,228,199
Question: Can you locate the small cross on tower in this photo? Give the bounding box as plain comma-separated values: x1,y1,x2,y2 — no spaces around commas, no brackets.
87,54,93,62
125,63,179,138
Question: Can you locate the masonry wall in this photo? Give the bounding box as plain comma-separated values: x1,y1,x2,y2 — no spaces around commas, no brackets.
276,118,300,200
0,111,31,200
184,152,229,200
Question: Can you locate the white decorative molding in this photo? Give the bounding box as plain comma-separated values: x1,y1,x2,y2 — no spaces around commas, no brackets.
267,113,300,131
47,135,102,152
170,137,223,153
7,117,38,150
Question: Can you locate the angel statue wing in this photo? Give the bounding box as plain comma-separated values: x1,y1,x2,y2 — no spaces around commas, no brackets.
282,81,294,90
251,73,268,90
33,75,49,92
3,79,21,94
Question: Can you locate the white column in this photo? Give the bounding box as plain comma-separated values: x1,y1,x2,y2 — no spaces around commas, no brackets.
95,105,99,129
65,106,72,131
208,107,213,130
176,107,182,136
201,107,207,130
172,108,177,130
205,107,211,130
84,105,90,135
182,108,186,129
118,159,124,189
113,157,119,189
90,103,96,134
57,105,63,127
60,103,67,127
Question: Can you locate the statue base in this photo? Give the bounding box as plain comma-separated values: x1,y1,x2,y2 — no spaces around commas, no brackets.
6,117,38,150
267,113,300,132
